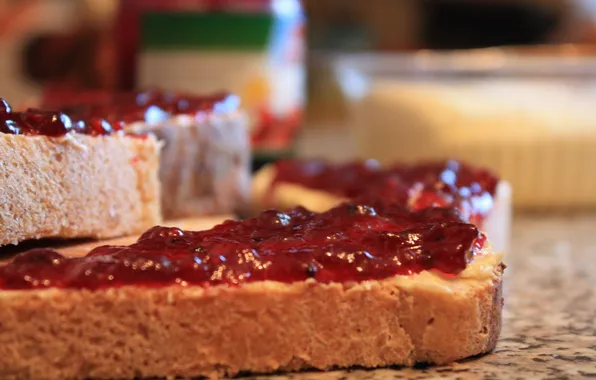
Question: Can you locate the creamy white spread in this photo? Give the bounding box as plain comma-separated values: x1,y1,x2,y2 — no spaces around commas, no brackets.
390,249,503,294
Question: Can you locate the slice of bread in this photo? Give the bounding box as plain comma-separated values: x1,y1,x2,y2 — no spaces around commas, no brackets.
0,133,162,246
44,91,252,220
126,111,251,219
252,164,512,252
0,247,503,379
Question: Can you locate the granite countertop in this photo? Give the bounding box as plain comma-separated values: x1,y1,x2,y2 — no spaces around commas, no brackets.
249,215,596,380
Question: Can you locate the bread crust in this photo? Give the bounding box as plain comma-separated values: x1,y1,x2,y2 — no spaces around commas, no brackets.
0,262,503,379
0,134,162,246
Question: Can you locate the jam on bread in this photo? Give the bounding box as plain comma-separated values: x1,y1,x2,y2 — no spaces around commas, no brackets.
0,98,131,137
44,89,239,125
0,200,485,290
270,159,499,225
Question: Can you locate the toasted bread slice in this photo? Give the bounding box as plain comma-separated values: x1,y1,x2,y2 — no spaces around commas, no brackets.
0,248,503,379
0,133,162,246
43,91,252,220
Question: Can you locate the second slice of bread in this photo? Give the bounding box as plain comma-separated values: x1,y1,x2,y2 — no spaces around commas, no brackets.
0,133,162,246
252,164,512,252
126,111,251,219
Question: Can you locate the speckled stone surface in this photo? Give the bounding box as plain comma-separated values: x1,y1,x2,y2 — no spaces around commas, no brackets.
248,216,596,380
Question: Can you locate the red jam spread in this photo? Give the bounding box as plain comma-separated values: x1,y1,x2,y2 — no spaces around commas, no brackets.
44,89,239,126
0,201,485,290
0,99,126,137
272,159,500,225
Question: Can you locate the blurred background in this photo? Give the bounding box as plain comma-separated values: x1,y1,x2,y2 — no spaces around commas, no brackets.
2,0,596,210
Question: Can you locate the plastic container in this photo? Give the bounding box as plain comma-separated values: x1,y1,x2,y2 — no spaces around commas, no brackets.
334,46,596,210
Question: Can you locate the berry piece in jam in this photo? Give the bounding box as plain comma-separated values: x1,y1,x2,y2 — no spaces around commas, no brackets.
0,99,12,115
22,109,74,137
87,117,114,136
0,115,22,135
0,201,485,290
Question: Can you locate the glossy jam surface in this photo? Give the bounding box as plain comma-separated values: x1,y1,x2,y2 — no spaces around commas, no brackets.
0,202,484,290
46,89,239,126
0,99,125,137
272,159,500,225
